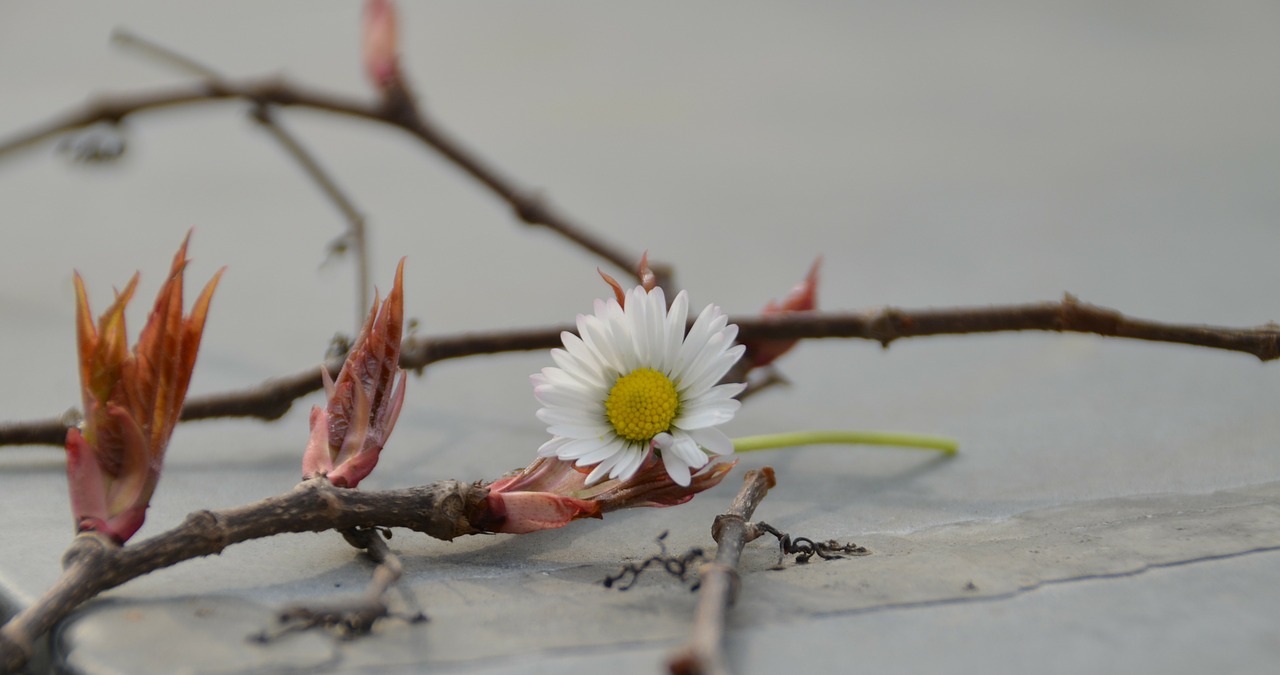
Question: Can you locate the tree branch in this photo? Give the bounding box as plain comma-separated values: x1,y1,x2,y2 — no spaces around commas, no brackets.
0,478,487,674
668,467,776,675
113,28,373,328
0,70,663,286
743,295,1280,356
3,297,1276,448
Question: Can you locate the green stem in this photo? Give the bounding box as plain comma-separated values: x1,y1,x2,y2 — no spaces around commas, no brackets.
732,430,958,455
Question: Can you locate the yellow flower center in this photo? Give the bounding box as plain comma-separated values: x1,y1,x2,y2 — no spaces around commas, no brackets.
605,368,679,442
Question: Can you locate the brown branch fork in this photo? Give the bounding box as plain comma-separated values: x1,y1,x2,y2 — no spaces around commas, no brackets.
0,72,670,289
0,478,489,673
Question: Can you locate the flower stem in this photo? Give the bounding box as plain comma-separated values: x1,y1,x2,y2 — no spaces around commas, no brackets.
732,430,958,455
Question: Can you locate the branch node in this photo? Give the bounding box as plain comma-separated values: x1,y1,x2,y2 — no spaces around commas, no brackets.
61,532,113,570
316,485,345,520
870,307,906,348
185,509,231,552
710,514,746,544
513,191,551,225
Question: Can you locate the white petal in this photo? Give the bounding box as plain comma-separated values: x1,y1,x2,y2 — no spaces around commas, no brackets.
675,303,727,375
677,333,737,395
678,387,742,413
561,333,609,385
687,426,735,456
551,347,605,389
534,383,604,411
558,436,618,460
629,288,653,366
536,406,604,429
575,313,612,365
665,429,710,471
608,446,644,480
643,287,668,372
537,436,571,457
677,321,743,391
663,291,689,373
581,314,626,374
607,298,641,372
686,381,746,405
678,361,744,402
578,441,627,465
584,453,621,485
646,286,668,319
538,366,600,395
662,452,692,487
546,423,611,439
674,398,740,429
612,446,646,482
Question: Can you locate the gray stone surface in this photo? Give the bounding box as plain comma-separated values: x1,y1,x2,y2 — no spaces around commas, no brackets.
50,485,1280,674
2,2,1279,673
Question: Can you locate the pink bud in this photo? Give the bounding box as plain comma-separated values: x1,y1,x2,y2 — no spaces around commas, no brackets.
637,251,657,292
362,0,401,91
303,259,407,488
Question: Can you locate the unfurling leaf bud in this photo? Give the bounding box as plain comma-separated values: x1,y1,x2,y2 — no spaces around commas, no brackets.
66,232,222,544
303,259,407,488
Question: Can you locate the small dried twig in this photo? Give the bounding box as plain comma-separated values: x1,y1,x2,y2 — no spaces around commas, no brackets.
0,478,486,674
251,104,372,329
667,467,776,675
602,531,707,591
753,522,869,567
254,527,426,642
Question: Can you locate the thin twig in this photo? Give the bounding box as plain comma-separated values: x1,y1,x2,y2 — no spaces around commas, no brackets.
0,478,486,674
260,527,426,641
0,70,661,287
250,105,372,327
668,467,777,675
391,104,672,288
111,29,222,79
3,297,1276,448
113,29,372,327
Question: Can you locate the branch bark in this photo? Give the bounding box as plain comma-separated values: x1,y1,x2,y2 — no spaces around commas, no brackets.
4,297,1276,448
668,467,777,675
0,478,487,674
0,72,664,287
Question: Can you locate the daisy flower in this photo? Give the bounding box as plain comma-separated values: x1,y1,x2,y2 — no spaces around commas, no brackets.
532,285,746,487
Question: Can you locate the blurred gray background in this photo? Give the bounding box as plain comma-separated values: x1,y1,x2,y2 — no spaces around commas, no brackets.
1,2,1279,673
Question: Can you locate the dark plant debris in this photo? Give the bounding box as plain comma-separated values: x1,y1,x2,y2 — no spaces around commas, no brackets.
602,531,707,592
755,522,870,568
